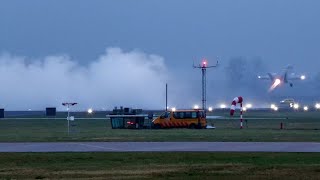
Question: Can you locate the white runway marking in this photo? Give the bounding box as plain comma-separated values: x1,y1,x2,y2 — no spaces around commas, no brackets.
71,142,119,151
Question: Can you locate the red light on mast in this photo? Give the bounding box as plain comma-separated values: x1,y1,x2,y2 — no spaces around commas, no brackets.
202,59,207,67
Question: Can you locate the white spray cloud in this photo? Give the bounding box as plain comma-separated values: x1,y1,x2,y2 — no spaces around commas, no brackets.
0,48,168,110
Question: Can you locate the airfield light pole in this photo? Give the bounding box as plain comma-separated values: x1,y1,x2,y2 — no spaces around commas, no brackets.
62,102,78,135
193,59,218,113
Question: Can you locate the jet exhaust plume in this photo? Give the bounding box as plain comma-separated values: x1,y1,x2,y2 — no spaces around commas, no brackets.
269,79,281,92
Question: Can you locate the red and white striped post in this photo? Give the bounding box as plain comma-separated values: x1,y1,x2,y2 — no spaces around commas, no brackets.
240,103,243,129
230,96,244,129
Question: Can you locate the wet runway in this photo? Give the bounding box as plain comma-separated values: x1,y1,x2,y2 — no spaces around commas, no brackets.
0,142,320,152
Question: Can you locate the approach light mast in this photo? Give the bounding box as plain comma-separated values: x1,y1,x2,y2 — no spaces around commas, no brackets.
193,58,218,113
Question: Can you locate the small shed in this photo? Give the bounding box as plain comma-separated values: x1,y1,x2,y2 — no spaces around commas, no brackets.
0,109,4,118
107,107,149,129
46,107,56,117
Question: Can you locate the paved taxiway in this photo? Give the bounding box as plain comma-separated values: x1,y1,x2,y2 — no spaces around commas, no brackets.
1,142,320,152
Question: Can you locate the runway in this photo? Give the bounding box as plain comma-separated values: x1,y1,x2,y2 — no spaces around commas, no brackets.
0,142,320,152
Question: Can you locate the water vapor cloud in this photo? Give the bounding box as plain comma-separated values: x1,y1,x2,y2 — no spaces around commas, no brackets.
0,48,168,110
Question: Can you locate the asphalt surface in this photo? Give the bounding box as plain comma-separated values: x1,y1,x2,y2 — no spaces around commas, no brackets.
1,142,320,152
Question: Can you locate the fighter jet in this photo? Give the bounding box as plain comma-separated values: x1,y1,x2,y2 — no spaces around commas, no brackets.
258,65,306,91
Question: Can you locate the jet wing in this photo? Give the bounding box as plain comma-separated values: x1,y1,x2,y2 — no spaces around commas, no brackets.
258,73,276,80
257,75,270,80
287,73,306,80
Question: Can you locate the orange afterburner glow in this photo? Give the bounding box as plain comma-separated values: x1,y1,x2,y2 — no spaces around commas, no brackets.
269,79,281,92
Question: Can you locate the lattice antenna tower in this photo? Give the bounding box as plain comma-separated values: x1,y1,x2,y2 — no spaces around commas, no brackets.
193,58,218,112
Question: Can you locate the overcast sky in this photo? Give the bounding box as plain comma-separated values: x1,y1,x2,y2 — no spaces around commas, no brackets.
0,0,319,110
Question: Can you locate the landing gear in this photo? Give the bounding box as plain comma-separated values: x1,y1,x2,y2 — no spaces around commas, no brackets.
290,83,293,87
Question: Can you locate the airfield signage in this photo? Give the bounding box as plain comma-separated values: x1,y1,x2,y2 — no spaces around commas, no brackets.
62,102,78,135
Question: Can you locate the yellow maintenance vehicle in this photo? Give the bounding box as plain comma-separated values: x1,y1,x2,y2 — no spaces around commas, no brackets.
152,109,206,129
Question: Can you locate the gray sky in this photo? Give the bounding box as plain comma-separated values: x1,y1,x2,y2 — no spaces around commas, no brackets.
0,0,319,110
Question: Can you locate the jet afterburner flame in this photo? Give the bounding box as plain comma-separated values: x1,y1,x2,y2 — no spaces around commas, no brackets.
269,79,281,92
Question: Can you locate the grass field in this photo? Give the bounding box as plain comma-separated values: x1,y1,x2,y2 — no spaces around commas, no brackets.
1,111,320,179
0,111,319,142
0,152,320,179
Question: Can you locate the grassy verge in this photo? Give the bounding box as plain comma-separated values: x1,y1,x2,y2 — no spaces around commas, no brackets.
1,120,320,142
0,152,320,179
0,111,320,142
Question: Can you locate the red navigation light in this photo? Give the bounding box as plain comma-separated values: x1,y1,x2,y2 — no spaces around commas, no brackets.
202,60,207,67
